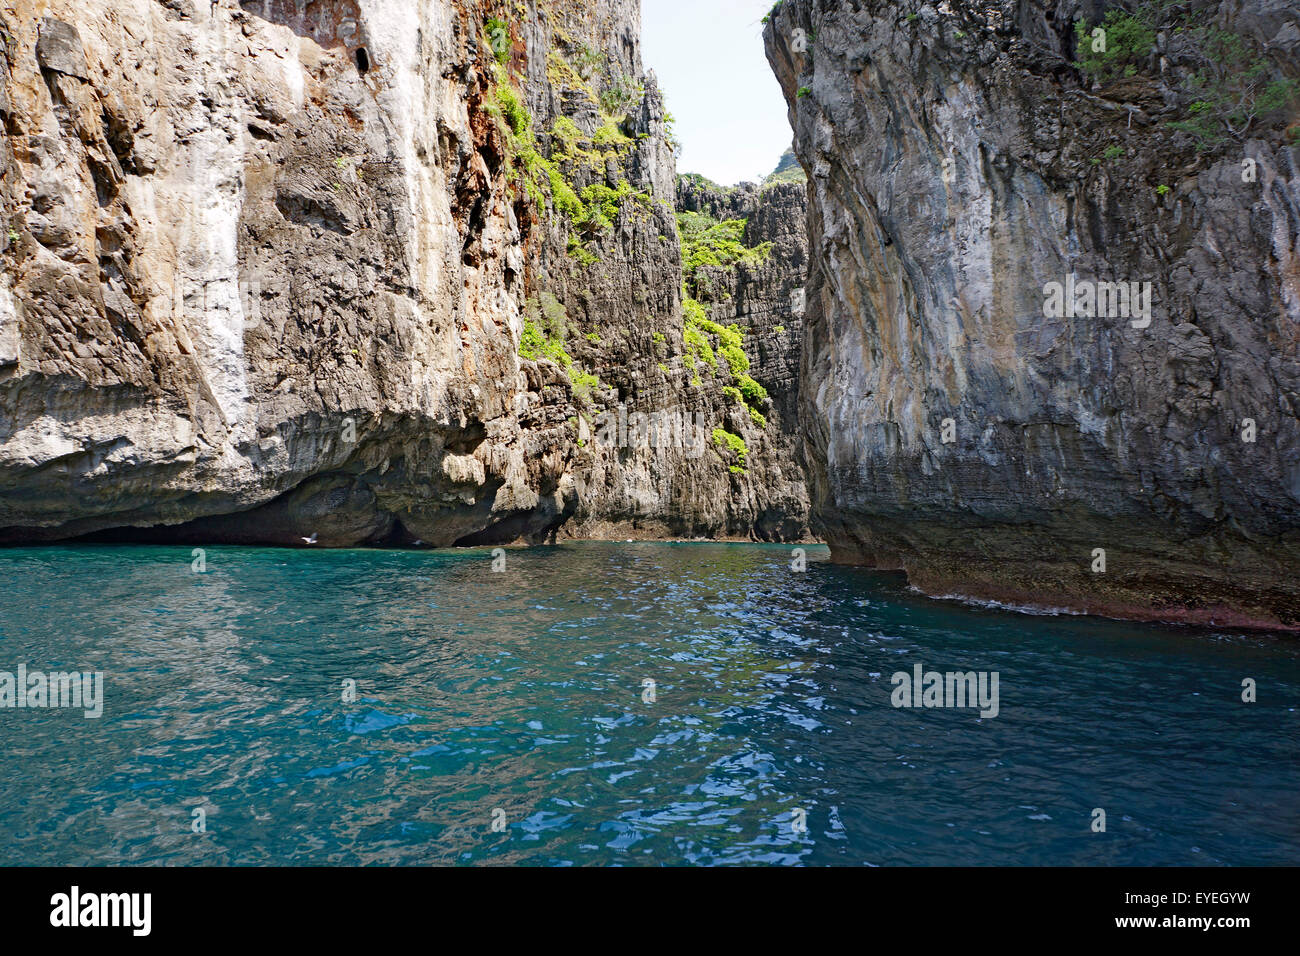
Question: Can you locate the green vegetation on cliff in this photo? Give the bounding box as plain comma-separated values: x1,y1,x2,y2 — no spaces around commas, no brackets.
519,293,605,401
682,295,770,429
672,191,777,434
763,148,806,187
1073,5,1299,149
1074,10,1154,82
488,15,778,477
487,24,654,265
711,427,749,475
519,293,573,365
676,211,772,290
678,172,727,193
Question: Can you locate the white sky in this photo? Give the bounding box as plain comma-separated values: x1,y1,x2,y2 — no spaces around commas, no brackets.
642,0,793,186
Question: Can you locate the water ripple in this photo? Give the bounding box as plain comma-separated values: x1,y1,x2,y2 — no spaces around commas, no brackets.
0,542,1296,865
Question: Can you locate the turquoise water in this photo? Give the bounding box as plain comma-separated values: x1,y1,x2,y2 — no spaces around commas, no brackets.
0,541,1295,866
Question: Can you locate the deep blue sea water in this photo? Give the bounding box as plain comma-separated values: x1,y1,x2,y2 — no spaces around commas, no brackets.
0,541,1295,866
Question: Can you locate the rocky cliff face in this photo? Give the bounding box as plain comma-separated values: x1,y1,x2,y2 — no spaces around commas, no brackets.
670,173,811,540
0,0,810,546
766,0,1300,628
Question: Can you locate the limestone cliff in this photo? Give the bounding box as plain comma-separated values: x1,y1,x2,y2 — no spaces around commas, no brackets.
0,0,810,546
766,0,1300,628
669,172,811,541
